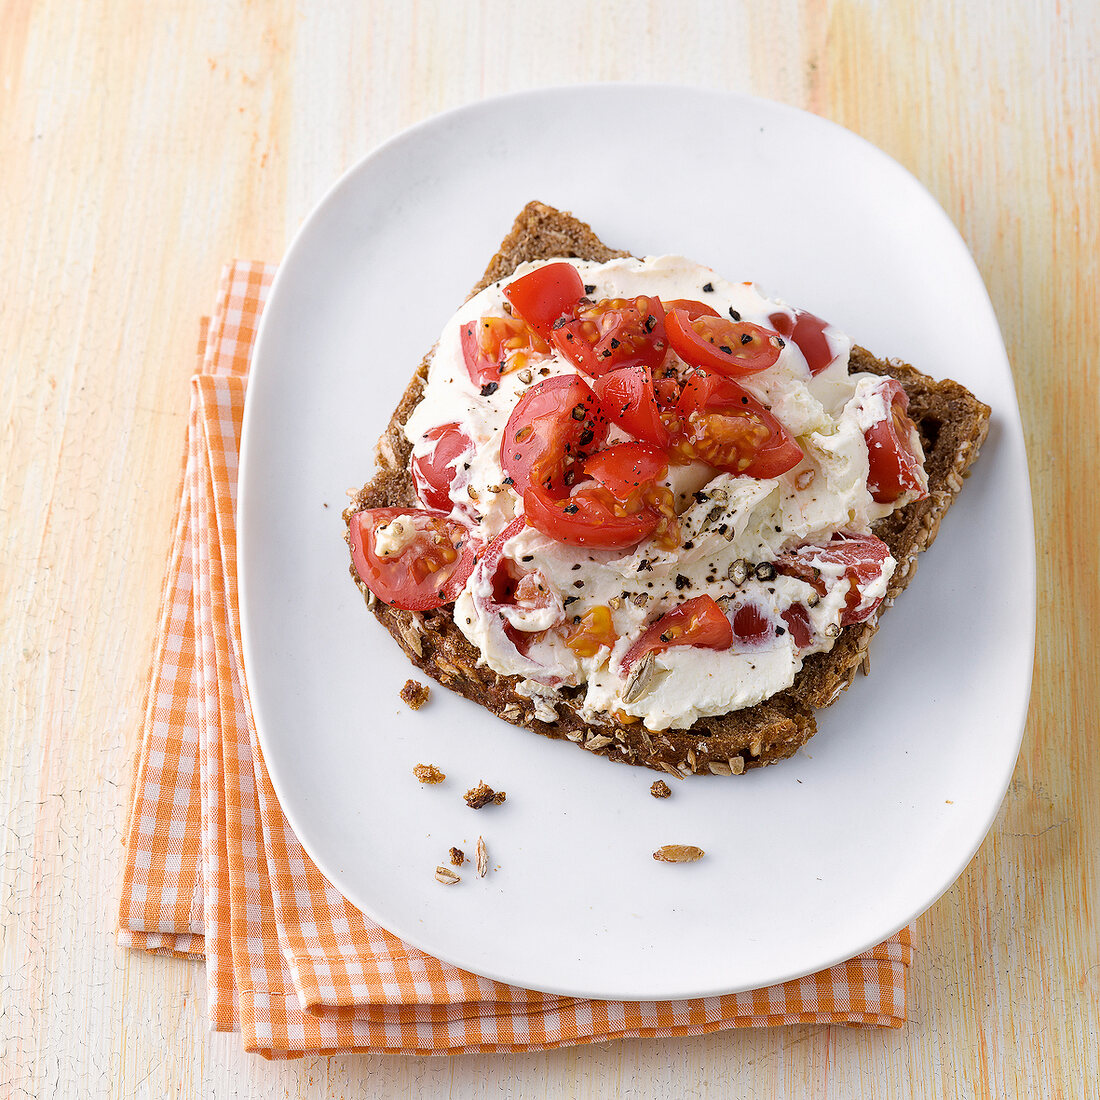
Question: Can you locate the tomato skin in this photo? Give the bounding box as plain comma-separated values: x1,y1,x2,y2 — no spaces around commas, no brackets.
621,595,733,671
466,517,566,680
349,507,476,611
780,602,814,649
670,372,804,479
864,379,927,504
731,602,771,644
767,307,835,376
551,295,667,378
665,309,783,377
775,533,892,627
523,484,660,549
411,423,472,512
592,364,671,448
662,298,721,320
500,375,609,497
504,262,586,339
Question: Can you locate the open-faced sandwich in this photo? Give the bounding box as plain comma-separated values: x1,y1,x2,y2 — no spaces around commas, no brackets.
344,203,990,776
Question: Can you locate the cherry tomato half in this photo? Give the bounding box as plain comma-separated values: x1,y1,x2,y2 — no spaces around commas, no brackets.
503,262,586,339
768,307,835,376
665,309,783,377
523,484,661,550
552,295,667,378
775,533,892,627
411,422,472,513
592,363,671,448
501,375,609,497
461,313,550,388
864,379,927,504
621,595,733,671
669,372,804,479
349,507,476,611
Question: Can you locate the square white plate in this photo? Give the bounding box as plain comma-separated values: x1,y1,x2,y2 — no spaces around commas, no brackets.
239,85,1033,1001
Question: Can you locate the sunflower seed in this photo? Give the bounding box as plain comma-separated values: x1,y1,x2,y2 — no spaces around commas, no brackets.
434,866,461,885
707,761,733,776
622,652,656,704
658,761,684,780
653,844,704,863
729,756,745,774
398,619,423,657
476,836,488,877
585,734,613,751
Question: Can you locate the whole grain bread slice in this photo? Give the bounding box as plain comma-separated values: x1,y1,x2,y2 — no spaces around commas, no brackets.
345,202,991,776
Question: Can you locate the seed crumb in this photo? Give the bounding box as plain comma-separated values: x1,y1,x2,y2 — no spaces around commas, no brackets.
650,780,672,800
464,781,506,809
400,679,430,710
413,763,445,785
653,844,704,863
449,846,465,866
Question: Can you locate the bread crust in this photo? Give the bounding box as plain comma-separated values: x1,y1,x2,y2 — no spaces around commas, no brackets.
345,202,991,776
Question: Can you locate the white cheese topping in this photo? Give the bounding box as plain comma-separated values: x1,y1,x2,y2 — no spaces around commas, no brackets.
405,256,918,731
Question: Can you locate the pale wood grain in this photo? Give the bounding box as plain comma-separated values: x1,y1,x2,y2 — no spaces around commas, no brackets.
2,0,1096,1096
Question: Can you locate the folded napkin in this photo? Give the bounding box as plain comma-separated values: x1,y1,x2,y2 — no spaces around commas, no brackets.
117,262,912,1057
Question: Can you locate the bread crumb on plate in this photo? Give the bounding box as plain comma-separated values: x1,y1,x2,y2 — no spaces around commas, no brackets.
413,763,445,784
464,782,506,809
400,678,430,709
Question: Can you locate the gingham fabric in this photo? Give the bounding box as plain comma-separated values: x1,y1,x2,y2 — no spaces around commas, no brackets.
118,262,913,1057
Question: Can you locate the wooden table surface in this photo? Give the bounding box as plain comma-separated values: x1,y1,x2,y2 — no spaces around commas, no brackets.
3,1,1097,1095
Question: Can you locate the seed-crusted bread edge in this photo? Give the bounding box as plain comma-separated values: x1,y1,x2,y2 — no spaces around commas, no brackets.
344,202,991,776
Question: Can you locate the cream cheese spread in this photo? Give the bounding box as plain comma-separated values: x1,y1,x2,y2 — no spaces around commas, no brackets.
402,256,925,731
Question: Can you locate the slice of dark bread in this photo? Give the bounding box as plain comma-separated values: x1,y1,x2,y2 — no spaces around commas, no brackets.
345,202,991,776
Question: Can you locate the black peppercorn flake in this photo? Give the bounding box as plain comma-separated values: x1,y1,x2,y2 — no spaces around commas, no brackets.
702,282,714,293
729,307,741,321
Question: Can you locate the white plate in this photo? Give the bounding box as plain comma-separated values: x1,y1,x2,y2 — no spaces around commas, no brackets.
239,85,1033,1001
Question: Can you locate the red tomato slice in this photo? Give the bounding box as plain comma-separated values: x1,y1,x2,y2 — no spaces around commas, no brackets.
665,309,783,377
461,314,549,389
582,441,668,500
592,364,671,448
503,262,585,339
349,507,476,611
523,484,660,550
669,372,803,478
780,602,814,649
864,379,927,504
411,423,472,512
768,307,835,376
551,295,667,378
775,533,892,626
501,375,609,496
621,595,733,671
662,298,721,319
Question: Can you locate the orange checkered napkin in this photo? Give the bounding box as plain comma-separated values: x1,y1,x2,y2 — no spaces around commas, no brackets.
119,262,913,1057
